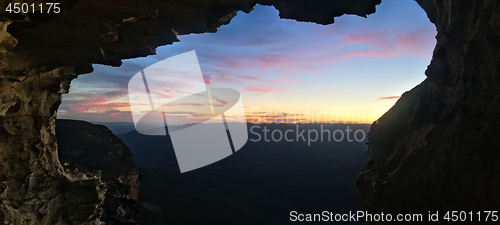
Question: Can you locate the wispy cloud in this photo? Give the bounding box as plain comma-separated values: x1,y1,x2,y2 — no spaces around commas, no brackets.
378,96,401,100
342,28,435,59
244,85,289,94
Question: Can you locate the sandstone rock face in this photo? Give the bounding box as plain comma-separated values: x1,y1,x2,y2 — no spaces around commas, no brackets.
356,0,500,219
0,67,104,225
0,0,380,224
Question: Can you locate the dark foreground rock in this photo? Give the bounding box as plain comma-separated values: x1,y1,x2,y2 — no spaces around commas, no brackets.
56,119,142,224
356,0,500,222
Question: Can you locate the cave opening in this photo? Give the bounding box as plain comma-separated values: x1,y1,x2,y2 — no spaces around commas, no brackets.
58,0,435,131
54,0,437,223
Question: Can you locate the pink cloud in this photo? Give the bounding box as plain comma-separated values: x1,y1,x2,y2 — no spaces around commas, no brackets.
212,97,228,105
61,96,131,113
73,103,130,113
343,32,385,45
244,85,288,94
307,27,435,64
203,74,211,85
210,97,229,107
378,96,401,100
67,97,111,107
202,52,318,86
317,27,337,39
166,103,205,107
339,28,435,60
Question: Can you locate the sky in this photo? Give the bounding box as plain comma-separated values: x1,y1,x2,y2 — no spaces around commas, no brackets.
58,0,437,125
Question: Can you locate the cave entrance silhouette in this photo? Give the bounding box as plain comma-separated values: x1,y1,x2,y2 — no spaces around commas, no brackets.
59,1,436,129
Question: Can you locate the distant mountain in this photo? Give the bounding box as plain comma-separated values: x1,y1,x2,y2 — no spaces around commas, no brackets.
92,122,138,135
119,123,370,224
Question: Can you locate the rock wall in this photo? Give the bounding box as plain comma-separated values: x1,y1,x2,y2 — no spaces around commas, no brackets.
56,119,142,224
356,0,500,220
0,66,104,224
0,0,379,224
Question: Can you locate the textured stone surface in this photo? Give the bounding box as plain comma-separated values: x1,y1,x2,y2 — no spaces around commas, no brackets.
56,119,142,224
0,0,380,224
0,66,104,225
356,0,500,220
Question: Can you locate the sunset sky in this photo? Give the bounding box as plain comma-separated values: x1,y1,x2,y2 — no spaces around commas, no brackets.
58,0,437,124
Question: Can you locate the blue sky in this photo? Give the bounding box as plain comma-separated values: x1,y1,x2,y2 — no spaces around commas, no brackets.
58,0,436,124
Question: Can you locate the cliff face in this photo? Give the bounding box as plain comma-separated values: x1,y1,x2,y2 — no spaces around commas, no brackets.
0,0,380,224
56,119,141,224
0,0,498,224
356,0,500,217
0,67,105,224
